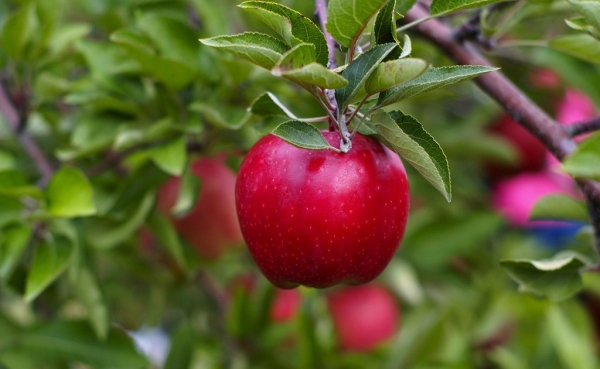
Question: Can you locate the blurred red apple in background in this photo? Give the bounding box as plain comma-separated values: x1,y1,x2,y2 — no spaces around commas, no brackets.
326,284,400,352
485,115,547,179
157,157,243,260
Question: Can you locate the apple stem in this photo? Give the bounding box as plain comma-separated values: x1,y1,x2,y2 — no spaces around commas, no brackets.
339,114,352,153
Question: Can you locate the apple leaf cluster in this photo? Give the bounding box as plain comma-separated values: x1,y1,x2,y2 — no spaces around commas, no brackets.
200,0,500,202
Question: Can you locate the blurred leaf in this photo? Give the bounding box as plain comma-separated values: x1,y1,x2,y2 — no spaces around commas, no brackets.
71,268,109,340
430,0,511,16
171,167,201,217
567,0,600,33
0,226,32,280
146,208,186,269
500,251,589,301
530,194,589,222
397,0,418,14
240,1,328,66
110,29,196,89
5,321,148,368
0,4,38,60
272,121,336,150
164,324,194,369
326,0,388,48
550,34,600,66
562,132,600,180
0,151,16,171
76,40,140,80
25,237,75,302
336,43,398,109
189,102,251,129
85,191,155,249
276,62,348,89
368,111,451,201
546,304,598,369
110,163,168,214
565,17,600,38
46,167,96,218
0,170,43,198
49,23,91,56
364,58,428,94
249,92,297,118
377,65,498,107
0,197,24,228
148,136,187,176
199,32,289,70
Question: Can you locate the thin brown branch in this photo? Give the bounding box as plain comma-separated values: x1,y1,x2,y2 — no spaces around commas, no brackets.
0,82,54,185
403,2,600,247
315,0,339,131
565,117,600,137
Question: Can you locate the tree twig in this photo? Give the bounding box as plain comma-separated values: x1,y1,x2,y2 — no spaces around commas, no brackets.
0,82,54,185
403,2,600,248
565,117,600,138
315,0,339,131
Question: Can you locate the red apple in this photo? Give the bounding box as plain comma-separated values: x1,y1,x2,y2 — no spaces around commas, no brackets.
157,157,243,260
235,132,410,289
485,114,547,179
326,284,400,352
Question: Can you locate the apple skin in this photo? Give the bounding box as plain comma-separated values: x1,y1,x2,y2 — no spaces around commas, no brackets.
326,284,400,352
235,132,410,289
157,157,243,260
485,115,547,179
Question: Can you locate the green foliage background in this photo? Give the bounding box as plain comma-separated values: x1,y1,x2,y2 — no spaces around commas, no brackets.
1,0,600,368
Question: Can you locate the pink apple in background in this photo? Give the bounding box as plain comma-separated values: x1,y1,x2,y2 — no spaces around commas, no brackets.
556,89,597,126
326,284,400,352
528,68,562,90
157,157,243,260
491,171,578,227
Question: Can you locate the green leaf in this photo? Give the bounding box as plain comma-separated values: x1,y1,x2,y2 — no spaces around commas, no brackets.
336,43,397,110
25,237,75,302
85,191,155,250
568,0,600,33
0,4,38,60
189,102,251,130
0,150,16,171
239,1,328,66
199,32,289,70
171,167,201,217
249,92,297,118
530,194,589,222
565,17,600,38
163,324,194,369
368,110,451,201
373,0,399,48
146,208,186,269
148,136,187,176
500,251,589,302
272,121,336,150
0,170,43,198
550,34,600,66
378,65,498,107
430,0,511,16
547,304,598,369
109,29,196,89
76,40,140,80
562,132,600,180
397,0,418,14
71,268,109,340
273,43,316,71
0,226,32,280
276,62,348,89
364,58,428,94
326,0,389,49
46,167,96,218
14,321,148,368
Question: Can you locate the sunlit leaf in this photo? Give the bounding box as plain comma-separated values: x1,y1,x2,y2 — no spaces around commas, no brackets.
326,0,389,48
272,121,336,150
46,167,96,218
